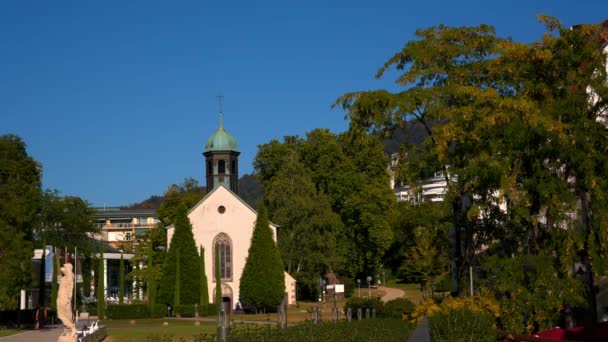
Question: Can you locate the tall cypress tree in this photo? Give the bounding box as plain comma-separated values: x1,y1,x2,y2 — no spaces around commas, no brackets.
199,246,209,314
215,244,221,308
119,253,125,304
97,248,105,319
239,205,285,310
51,251,58,311
174,249,180,308
147,249,156,311
158,205,200,305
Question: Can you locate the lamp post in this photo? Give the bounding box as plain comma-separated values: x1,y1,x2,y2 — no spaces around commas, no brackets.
356,279,361,297
366,276,372,298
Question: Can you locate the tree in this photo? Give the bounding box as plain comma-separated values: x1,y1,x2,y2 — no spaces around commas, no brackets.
199,246,209,313
0,221,34,310
158,205,200,305
147,249,157,311
0,134,41,241
51,251,58,311
215,244,221,308
97,248,105,319
119,254,125,304
174,250,180,308
40,191,99,255
335,16,608,325
157,178,205,226
239,205,285,310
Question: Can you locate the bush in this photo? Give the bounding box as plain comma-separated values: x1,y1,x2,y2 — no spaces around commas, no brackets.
106,304,149,319
174,304,195,317
411,295,500,342
344,297,384,316
150,304,166,318
381,298,416,318
201,303,217,316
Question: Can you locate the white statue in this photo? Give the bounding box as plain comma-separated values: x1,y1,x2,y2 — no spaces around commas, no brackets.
57,263,77,342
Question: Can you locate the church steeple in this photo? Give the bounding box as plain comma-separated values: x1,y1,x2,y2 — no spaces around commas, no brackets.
203,102,240,194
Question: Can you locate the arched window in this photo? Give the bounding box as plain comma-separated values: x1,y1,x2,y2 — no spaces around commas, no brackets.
218,160,226,174
213,233,232,281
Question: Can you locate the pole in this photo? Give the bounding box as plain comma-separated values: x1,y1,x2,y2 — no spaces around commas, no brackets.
469,266,473,296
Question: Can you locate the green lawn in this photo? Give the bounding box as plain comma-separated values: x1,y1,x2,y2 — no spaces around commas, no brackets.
105,321,216,342
384,281,425,304
0,329,22,337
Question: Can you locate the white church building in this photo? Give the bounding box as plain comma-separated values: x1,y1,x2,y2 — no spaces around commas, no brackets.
167,113,296,310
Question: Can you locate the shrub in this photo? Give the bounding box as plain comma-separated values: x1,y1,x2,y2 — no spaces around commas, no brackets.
229,318,411,341
344,297,384,316
106,304,149,319
175,304,195,317
381,297,416,318
201,303,217,316
410,295,500,342
150,304,166,318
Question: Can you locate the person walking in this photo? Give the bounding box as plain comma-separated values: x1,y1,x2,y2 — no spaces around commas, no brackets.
34,305,41,329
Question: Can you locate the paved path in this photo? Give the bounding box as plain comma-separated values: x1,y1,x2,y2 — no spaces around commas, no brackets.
378,286,406,302
0,326,62,342
409,318,431,342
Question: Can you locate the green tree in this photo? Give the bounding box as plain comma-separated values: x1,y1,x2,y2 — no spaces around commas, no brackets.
0,134,41,241
97,248,105,319
335,17,608,322
239,205,285,310
158,205,200,305
147,249,157,311
174,250,180,307
215,244,221,308
119,254,125,304
157,178,205,226
51,252,58,311
199,246,209,313
40,191,99,255
0,221,34,310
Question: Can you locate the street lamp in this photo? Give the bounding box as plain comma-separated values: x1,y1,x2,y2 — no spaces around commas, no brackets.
356,279,361,297
366,276,372,298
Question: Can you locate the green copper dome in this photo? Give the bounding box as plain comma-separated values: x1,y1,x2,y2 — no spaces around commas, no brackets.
204,114,239,153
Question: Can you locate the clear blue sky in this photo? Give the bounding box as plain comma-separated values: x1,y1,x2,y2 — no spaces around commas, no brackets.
1,0,605,207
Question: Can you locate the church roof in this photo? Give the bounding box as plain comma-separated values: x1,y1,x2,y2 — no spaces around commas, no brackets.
204,113,239,153
163,184,278,231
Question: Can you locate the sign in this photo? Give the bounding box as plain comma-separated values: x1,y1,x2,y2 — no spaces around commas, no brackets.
326,284,334,290
335,284,345,293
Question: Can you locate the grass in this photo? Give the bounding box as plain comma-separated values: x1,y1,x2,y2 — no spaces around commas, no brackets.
384,280,425,304
0,329,22,337
103,319,216,342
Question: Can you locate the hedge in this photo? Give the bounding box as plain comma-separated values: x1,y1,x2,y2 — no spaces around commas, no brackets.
106,303,167,319
381,298,416,319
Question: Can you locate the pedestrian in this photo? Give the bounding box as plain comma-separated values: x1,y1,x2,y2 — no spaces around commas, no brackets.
34,305,41,329
40,305,48,328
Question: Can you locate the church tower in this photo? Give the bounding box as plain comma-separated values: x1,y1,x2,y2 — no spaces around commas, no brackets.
203,109,240,194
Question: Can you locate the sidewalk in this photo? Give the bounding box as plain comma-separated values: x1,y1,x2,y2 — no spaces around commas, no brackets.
409,318,431,342
0,325,62,342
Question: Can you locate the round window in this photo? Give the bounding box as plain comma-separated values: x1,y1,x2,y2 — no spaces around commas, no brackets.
218,205,226,214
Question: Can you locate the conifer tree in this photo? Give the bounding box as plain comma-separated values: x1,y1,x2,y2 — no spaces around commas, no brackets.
215,244,221,308
239,205,285,310
199,246,209,314
97,248,105,319
51,252,58,311
174,250,180,308
158,205,200,305
147,249,156,311
119,253,125,304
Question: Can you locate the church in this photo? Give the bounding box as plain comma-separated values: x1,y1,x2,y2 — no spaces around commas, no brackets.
166,113,297,310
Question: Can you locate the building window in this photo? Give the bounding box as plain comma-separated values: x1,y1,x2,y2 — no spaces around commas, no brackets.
207,161,213,175
218,160,226,174
231,160,236,174
218,205,226,214
213,233,232,281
